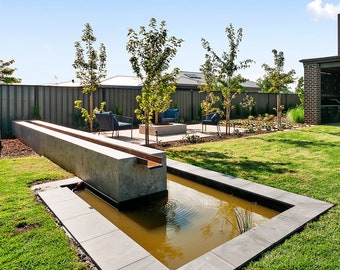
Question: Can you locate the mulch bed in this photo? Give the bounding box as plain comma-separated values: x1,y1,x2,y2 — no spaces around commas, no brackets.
0,139,36,159
149,130,274,150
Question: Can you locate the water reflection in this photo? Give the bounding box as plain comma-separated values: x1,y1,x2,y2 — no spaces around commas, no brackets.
76,174,278,269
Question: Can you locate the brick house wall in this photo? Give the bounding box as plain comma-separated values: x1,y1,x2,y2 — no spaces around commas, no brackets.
303,63,321,125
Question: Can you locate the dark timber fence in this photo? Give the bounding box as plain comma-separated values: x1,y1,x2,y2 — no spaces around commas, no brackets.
0,84,300,137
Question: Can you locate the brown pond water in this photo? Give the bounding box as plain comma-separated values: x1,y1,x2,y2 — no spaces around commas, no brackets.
76,173,279,269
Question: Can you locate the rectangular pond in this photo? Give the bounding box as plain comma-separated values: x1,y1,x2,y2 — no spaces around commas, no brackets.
75,173,278,269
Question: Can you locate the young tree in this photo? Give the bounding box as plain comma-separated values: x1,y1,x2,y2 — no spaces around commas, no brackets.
126,17,183,145
240,94,256,117
198,54,220,117
152,72,177,124
73,23,107,132
0,59,21,84
202,23,254,134
295,76,304,105
259,49,296,128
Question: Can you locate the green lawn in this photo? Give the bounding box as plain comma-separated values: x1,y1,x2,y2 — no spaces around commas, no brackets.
167,125,340,269
0,156,88,269
0,125,338,269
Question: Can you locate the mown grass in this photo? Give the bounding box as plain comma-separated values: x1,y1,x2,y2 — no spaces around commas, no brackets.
0,156,88,269
167,125,340,269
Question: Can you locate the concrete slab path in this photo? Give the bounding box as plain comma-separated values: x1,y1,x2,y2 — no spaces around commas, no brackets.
97,123,239,145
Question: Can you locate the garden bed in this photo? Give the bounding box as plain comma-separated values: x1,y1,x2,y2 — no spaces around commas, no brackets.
0,139,36,158
150,129,275,150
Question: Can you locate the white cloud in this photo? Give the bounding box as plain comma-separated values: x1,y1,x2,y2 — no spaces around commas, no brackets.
307,0,340,20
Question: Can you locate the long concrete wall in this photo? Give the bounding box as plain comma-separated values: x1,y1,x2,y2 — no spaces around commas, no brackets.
13,120,167,208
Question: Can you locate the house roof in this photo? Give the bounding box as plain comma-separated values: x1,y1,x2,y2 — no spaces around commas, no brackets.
101,75,143,86
176,71,205,86
47,71,259,91
300,55,340,73
100,72,206,87
299,55,340,64
43,80,81,87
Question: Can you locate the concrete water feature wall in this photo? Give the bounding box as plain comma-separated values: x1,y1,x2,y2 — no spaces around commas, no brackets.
13,120,167,208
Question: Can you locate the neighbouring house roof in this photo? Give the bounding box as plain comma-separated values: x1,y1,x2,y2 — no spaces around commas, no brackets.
100,72,207,87
43,80,81,87
101,75,143,86
177,71,259,91
46,71,259,91
176,71,205,86
114,71,259,91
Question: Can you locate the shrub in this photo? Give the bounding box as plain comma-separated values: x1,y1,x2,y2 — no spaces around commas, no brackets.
182,134,204,144
286,105,304,123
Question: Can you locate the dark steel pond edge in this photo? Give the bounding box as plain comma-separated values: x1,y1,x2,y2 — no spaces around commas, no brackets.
33,159,333,270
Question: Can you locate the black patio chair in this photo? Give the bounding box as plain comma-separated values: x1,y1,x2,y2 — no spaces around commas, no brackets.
95,111,133,138
202,112,221,134
160,109,180,123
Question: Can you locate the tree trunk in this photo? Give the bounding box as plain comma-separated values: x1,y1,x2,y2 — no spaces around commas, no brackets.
145,122,149,146
155,111,159,124
225,104,230,135
89,92,93,132
145,110,150,146
276,93,281,129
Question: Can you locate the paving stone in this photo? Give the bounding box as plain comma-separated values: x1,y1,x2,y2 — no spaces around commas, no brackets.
207,174,251,188
39,189,94,221
38,186,78,205
251,213,305,243
80,230,150,270
279,203,333,224
178,252,235,270
211,231,272,268
31,177,80,192
120,255,168,270
240,182,287,200
276,191,317,205
168,160,203,175
62,211,119,242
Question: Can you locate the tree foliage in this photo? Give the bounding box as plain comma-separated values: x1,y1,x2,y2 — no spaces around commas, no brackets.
257,49,295,94
126,17,183,145
201,23,254,133
240,94,256,117
295,76,304,105
72,23,107,132
199,54,220,116
258,49,296,127
0,59,21,84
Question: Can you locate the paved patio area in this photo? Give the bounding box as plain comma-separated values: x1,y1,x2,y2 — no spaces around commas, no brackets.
98,123,237,145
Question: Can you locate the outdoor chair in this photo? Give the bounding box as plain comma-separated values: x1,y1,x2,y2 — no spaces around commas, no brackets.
95,111,133,138
160,109,180,123
202,112,221,134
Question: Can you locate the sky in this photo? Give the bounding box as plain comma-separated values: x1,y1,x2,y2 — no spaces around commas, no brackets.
2,0,340,86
